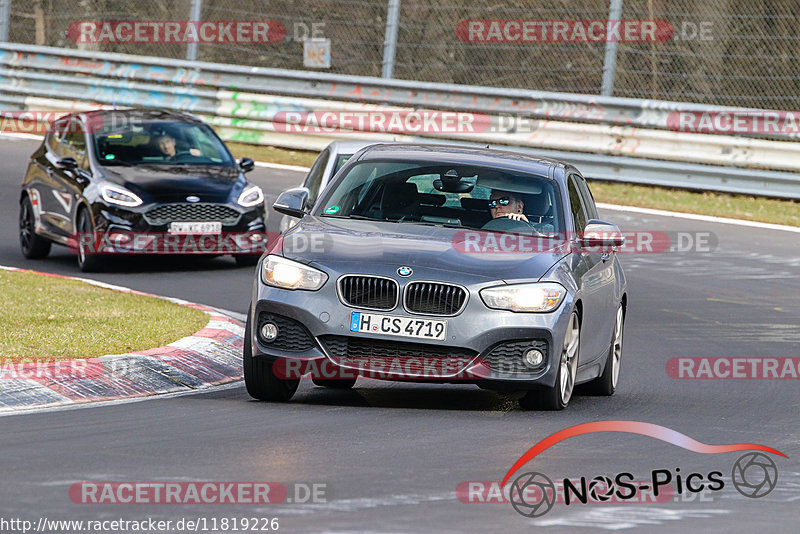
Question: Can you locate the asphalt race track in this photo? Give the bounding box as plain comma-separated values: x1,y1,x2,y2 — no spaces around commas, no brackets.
1,135,798,532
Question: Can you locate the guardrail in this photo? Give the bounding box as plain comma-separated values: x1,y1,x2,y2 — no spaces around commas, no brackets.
1,42,799,198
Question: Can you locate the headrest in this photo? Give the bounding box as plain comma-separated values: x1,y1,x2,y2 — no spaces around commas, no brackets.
383,182,419,212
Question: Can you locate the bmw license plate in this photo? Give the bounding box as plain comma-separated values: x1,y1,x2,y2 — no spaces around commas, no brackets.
168,222,222,234
350,312,447,341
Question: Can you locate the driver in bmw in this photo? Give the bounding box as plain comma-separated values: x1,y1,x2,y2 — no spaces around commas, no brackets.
488,189,529,222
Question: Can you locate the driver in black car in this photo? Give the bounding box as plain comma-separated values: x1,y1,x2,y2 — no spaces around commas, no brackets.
488,189,529,222
155,133,202,160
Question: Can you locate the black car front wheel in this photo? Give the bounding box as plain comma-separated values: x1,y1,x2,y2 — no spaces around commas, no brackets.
243,311,300,402
76,208,102,272
19,196,51,259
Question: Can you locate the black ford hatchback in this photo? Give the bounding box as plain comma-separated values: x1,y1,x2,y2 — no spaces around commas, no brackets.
19,109,266,271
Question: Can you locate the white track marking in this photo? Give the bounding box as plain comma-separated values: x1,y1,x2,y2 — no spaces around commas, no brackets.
254,160,312,172
597,203,800,233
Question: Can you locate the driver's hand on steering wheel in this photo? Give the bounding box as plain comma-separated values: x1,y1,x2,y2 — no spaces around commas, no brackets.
189,148,202,156
504,212,529,222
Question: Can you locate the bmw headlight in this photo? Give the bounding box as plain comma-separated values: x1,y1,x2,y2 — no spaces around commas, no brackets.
261,255,327,290
480,282,566,313
100,183,143,207
238,185,264,207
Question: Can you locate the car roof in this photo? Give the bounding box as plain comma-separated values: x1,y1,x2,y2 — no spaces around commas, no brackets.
355,143,563,178
326,140,384,154
73,108,201,124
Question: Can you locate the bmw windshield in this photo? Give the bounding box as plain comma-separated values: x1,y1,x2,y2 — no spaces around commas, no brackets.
314,160,564,234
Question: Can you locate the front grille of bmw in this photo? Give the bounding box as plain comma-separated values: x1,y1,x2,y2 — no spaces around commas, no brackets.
319,335,478,377
143,203,241,225
404,281,467,316
337,276,467,316
338,275,399,310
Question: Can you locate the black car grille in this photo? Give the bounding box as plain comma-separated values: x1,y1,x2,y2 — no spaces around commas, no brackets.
338,275,398,310
143,203,240,225
320,335,478,377
404,282,467,315
483,340,548,374
257,312,316,352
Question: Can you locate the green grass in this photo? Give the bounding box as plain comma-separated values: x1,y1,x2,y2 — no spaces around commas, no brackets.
0,270,210,363
226,142,319,167
589,182,800,227
226,142,800,228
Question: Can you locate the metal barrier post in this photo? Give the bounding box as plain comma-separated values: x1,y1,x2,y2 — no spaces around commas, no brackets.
186,0,203,61
0,0,10,42
381,0,401,79
601,0,623,96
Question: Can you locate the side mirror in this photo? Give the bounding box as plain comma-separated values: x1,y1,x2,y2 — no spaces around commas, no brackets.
57,157,78,171
273,187,309,218
239,157,255,173
580,220,625,248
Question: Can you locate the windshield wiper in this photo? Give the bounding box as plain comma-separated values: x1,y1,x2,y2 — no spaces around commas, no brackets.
102,159,134,167
322,214,381,221
393,220,474,230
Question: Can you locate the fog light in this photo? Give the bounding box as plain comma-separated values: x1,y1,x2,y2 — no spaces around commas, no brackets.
260,322,279,342
523,348,544,368
109,233,131,243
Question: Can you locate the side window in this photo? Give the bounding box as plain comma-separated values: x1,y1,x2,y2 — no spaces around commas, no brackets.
60,118,87,165
47,118,69,154
303,148,331,203
571,173,598,220
567,176,588,232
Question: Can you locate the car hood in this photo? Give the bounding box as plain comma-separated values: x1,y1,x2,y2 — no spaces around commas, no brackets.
282,216,569,284
100,164,241,203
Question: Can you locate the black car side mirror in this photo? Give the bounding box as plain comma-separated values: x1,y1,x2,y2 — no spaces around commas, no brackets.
239,158,255,173
273,188,309,218
57,157,79,171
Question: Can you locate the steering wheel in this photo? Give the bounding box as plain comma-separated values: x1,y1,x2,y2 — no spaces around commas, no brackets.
481,216,539,232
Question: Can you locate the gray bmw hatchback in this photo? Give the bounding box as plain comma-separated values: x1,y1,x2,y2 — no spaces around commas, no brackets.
245,144,627,410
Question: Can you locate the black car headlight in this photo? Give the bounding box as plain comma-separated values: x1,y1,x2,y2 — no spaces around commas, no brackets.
261,255,327,290
100,183,143,207
480,282,566,313
238,185,264,207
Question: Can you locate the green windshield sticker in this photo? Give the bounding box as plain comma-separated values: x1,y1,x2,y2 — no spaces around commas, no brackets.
324,206,340,214
104,154,116,159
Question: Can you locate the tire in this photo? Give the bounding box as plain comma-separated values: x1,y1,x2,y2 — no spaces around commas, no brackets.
583,303,624,396
234,254,261,267
76,208,102,272
19,196,51,259
243,311,299,402
312,376,357,389
519,311,580,411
